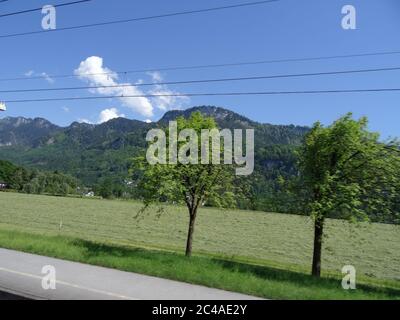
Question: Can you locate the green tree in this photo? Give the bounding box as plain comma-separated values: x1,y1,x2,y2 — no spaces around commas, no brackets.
133,112,235,257
298,114,400,277
97,178,114,199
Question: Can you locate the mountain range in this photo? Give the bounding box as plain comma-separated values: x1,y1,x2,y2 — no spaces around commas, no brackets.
0,106,308,148
0,106,309,211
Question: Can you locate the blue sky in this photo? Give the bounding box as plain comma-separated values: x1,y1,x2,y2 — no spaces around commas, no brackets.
0,0,399,138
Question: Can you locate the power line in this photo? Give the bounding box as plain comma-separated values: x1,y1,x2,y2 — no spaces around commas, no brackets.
0,0,92,19
2,49,400,83
4,88,400,104
1,66,400,94
0,0,279,39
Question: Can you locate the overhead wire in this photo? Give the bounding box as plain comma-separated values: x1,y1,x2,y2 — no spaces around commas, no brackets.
0,0,92,19
1,66,400,94
0,0,280,39
2,49,400,83
4,88,400,104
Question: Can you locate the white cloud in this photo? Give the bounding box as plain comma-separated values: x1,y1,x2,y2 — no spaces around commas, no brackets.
62,106,70,113
78,118,92,124
76,108,125,125
41,72,54,84
147,71,163,83
146,71,189,111
144,119,152,123
24,70,54,83
74,56,154,117
149,85,189,111
24,70,34,77
98,108,125,124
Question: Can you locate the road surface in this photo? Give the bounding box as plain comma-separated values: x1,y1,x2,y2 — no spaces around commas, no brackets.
0,290,28,300
0,248,260,300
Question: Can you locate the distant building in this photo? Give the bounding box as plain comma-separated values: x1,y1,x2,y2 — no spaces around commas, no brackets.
0,182,8,190
85,191,95,197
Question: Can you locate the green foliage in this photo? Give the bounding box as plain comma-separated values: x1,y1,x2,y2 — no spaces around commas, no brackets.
297,113,400,276
298,113,400,223
133,112,236,210
133,112,237,256
0,159,78,196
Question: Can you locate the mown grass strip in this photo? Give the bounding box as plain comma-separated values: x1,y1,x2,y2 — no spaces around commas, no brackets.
0,229,398,300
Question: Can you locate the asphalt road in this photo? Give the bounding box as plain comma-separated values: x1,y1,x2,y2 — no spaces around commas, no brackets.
0,248,260,300
0,290,28,300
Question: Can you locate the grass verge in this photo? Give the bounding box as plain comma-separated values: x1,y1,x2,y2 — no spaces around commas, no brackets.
1,192,399,282
0,229,399,300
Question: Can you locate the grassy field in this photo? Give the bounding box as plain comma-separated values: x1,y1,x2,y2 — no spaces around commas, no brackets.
0,192,399,299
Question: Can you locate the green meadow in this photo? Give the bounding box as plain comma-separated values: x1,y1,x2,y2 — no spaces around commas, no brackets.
0,192,399,299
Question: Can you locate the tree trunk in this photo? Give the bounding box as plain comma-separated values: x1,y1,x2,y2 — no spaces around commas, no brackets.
185,209,197,257
311,217,324,277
